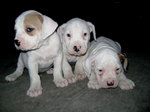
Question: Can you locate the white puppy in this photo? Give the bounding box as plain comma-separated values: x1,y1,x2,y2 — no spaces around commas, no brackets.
57,18,96,83
82,36,135,90
5,10,68,97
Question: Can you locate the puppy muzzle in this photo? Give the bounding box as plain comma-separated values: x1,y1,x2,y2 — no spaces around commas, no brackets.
14,39,21,47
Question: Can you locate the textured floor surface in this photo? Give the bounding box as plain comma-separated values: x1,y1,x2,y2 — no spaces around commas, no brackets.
0,50,150,112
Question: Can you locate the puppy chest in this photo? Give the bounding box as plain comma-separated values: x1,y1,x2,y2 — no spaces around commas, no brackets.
37,47,57,62
38,55,54,64
37,57,54,70
66,54,79,62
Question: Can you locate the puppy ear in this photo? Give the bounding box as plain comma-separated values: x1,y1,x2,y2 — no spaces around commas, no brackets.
57,24,66,42
118,53,128,71
83,56,94,78
42,15,58,39
87,22,96,40
57,24,67,36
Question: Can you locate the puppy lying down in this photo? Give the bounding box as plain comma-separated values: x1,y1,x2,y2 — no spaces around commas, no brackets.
82,36,135,90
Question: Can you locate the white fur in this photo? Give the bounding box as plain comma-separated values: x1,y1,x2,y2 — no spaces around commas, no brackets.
5,10,68,97
82,36,135,90
57,18,96,83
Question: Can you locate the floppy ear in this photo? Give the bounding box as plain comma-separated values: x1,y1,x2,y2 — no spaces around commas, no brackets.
87,22,96,40
83,56,95,78
57,23,66,36
57,23,66,42
42,15,58,39
118,53,128,71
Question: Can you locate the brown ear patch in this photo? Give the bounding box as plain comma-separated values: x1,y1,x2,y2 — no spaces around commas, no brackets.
118,53,126,62
118,53,128,71
24,12,43,36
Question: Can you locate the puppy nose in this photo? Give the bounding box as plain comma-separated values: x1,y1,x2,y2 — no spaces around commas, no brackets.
107,80,114,86
73,46,79,52
14,39,20,47
73,46,81,52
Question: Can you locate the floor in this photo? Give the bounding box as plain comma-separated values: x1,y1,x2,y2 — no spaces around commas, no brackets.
0,50,150,112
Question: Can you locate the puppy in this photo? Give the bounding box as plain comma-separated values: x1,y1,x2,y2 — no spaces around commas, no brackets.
5,10,68,97
82,36,135,90
57,18,96,83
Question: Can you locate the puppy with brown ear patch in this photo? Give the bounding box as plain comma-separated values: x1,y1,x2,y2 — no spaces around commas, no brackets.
5,10,68,97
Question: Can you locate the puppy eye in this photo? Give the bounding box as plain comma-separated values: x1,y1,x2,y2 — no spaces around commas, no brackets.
26,27,34,32
98,69,103,76
99,69,103,72
116,68,120,75
66,33,71,37
116,68,120,71
83,33,87,37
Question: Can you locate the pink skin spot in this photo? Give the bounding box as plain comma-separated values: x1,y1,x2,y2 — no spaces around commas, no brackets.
116,71,119,75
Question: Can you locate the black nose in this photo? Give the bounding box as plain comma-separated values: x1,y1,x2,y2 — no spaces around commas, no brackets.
107,81,114,86
73,46,80,52
14,40,20,46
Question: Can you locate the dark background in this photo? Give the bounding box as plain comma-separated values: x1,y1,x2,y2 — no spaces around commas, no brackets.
0,1,149,112
1,0,147,58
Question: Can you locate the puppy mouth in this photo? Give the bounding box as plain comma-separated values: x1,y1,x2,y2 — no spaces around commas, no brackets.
15,43,34,51
68,51,86,56
68,48,87,56
15,45,28,51
97,79,118,88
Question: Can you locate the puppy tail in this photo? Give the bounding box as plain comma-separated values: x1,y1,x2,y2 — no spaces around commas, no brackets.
118,53,128,71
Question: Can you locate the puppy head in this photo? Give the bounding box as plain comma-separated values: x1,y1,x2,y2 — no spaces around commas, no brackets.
14,10,58,51
83,49,122,88
57,18,96,55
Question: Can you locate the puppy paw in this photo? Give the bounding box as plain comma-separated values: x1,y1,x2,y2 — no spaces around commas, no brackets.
75,74,86,80
5,74,17,82
46,68,53,74
88,81,100,89
54,79,68,87
119,79,135,90
66,76,77,84
27,87,42,97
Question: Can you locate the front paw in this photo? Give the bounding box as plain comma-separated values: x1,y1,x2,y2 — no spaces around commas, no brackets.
27,87,42,97
119,79,135,90
66,75,77,84
88,81,100,90
46,68,53,74
54,79,68,87
75,74,86,80
5,74,17,82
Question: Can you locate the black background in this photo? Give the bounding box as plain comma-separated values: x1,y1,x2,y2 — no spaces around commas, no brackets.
1,0,147,58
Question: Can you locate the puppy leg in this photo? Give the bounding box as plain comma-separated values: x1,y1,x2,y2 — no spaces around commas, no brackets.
88,71,100,89
74,56,86,80
63,56,77,84
5,54,24,81
53,52,68,87
27,62,42,97
118,72,135,90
